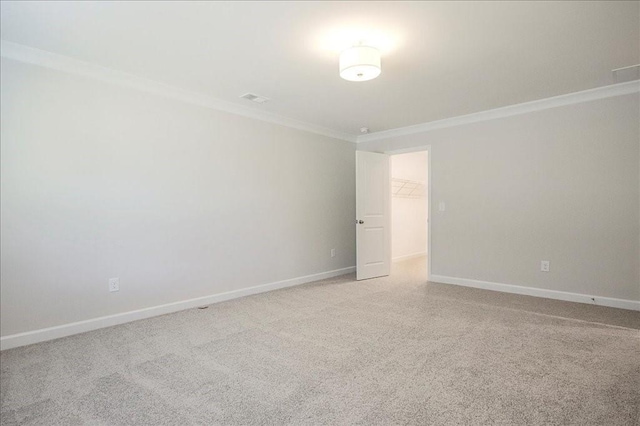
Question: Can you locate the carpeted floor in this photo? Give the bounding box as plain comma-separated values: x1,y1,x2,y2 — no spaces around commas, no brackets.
1,258,639,425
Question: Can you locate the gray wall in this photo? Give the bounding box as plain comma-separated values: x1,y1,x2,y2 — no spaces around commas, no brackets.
359,94,640,301
0,58,356,336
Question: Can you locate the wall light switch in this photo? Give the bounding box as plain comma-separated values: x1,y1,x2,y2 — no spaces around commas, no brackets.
540,261,550,272
330,249,336,258
438,202,445,212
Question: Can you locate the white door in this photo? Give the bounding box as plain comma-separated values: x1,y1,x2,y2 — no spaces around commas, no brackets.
356,151,391,280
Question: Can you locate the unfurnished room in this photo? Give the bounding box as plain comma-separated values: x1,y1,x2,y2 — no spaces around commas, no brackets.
1,1,639,425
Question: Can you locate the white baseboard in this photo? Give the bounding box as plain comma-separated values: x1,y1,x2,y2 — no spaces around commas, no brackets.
429,275,640,311
0,266,356,351
393,252,427,262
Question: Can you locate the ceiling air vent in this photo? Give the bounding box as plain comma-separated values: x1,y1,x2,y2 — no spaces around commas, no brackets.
612,64,640,83
240,93,270,104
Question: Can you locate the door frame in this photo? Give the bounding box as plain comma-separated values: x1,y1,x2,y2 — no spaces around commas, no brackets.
385,145,432,282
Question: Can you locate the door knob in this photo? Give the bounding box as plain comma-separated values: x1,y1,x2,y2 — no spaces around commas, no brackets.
357,220,364,224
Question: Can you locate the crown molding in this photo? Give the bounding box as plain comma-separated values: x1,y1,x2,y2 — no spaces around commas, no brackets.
357,80,640,143
3,40,637,146
0,40,358,143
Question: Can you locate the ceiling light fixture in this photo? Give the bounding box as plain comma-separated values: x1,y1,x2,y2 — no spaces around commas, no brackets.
339,45,381,82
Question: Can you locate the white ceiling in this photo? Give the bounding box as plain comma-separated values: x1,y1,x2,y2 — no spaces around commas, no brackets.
1,1,638,137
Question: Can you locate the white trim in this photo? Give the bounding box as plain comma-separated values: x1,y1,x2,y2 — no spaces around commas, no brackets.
430,275,640,311
612,64,640,73
0,40,357,143
392,252,426,262
0,266,356,351
3,40,637,146
357,80,640,143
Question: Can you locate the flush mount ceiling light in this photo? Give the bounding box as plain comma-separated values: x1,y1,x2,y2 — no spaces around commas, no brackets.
339,45,381,82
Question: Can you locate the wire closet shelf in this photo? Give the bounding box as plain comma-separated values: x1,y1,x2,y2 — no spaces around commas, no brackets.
391,178,426,199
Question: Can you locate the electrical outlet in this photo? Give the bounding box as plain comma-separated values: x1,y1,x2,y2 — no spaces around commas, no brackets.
540,261,550,272
330,248,336,258
108,277,119,292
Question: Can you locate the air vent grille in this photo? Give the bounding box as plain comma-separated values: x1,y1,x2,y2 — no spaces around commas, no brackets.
612,64,640,83
240,93,270,104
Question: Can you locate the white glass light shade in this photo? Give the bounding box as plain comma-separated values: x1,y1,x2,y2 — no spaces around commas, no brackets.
339,46,381,82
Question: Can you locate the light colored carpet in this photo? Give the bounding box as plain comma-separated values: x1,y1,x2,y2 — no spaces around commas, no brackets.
1,258,639,425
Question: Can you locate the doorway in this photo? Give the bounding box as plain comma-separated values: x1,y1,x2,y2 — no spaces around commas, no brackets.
390,150,429,279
